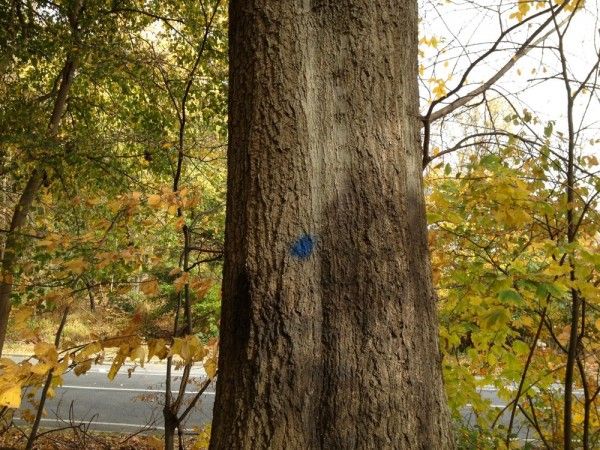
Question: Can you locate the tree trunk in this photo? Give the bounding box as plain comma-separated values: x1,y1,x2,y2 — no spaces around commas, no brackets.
86,280,96,312
210,1,453,449
0,170,43,355
25,306,69,450
163,405,177,450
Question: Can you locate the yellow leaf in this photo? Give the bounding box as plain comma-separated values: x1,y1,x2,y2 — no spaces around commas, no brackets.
0,358,18,371
64,257,87,275
204,356,217,379
55,356,69,375
174,273,190,293
190,278,213,300
169,267,182,276
129,345,146,367
520,316,534,328
34,342,58,364
170,337,188,361
170,335,205,362
147,338,168,361
75,342,102,363
12,307,34,330
147,194,162,207
432,79,447,99
140,279,159,296
0,385,21,408
108,350,127,381
108,199,121,213
20,409,36,423
30,362,52,376
545,263,570,277
37,239,57,250
96,252,116,269
74,360,92,376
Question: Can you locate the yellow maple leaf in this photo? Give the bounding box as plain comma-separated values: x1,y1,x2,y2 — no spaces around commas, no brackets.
12,307,34,330
432,79,447,99
147,194,162,207
147,338,168,361
34,342,58,365
0,385,21,409
170,335,206,363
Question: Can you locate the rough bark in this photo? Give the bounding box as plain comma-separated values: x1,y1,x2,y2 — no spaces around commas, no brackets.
210,1,453,449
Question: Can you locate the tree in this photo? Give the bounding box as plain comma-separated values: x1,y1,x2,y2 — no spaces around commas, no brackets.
0,2,226,447
210,1,453,448
0,0,82,355
420,1,599,447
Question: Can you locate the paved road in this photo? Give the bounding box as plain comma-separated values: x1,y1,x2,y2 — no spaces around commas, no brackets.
10,357,562,442
463,386,538,443
14,360,215,434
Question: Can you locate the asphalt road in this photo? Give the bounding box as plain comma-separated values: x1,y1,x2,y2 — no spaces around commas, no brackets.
10,357,551,442
14,360,215,434
463,386,538,443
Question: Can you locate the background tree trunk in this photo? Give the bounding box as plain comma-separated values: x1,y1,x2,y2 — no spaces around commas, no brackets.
210,1,453,448
0,4,80,353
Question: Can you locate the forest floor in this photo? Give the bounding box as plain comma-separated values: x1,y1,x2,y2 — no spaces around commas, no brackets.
0,426,172,449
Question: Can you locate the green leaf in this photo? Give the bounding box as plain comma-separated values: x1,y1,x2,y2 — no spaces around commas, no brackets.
483,307,511,329
512,340,529,356
498,289,523,305
535,282,563,299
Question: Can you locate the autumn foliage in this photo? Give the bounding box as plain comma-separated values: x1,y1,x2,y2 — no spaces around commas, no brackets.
1,0,599,449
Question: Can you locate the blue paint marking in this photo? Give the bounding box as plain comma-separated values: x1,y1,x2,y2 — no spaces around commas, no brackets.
291,234,315,259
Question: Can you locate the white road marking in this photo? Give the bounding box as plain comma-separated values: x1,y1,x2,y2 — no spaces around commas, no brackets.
82,369,206,377
59,385,215,395
464,403,505,409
